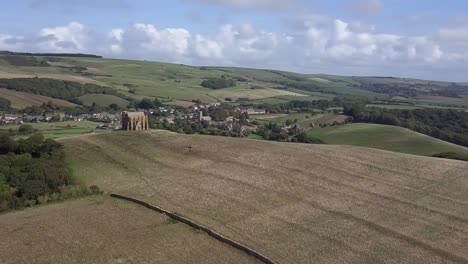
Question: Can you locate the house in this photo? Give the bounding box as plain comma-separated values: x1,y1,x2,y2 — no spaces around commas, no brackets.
23,114,45,123
237,107,266,115
282,124,301,136
0,114,22,124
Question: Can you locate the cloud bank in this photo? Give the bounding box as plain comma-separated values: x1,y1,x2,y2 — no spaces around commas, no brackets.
1,18,468,81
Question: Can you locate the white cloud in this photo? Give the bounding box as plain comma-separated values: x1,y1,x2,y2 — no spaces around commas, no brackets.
107,23,192,62
0,22,89,53
1,19,468,81
37,22,89,52
0,34,20,51
438,26,468,42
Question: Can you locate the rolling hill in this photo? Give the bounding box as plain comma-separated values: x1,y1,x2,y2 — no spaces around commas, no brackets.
306,123,468,158
0,88,76,108
77,94,130,107
0,53,467,108
58,131,468,264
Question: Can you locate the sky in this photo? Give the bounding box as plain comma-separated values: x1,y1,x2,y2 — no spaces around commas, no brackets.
1,0,468,81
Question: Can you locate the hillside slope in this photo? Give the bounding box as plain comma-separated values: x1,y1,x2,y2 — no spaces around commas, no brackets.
1,55,467,107
306,123,468,157
63,131,468,264
0,88,76,108
0,56,306,103
0,196,260,264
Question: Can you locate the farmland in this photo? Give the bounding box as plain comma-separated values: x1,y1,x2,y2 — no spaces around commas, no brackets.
77,94,129,107
0,121,103,139
0,196,260,264
0,88,76,109
256,112,349,127
1,55,468,109
306,123,468,157
61,131,468,264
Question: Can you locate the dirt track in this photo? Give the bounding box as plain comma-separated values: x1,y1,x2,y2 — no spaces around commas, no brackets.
62,130,468,264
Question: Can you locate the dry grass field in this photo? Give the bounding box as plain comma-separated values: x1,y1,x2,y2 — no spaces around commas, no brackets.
0,70,108,86
62,131,468,264
0,88,76,108
0,196,260,264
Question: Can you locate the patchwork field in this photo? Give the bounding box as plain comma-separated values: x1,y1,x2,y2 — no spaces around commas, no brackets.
77,94,129,107
416,95,468,107
306,123,468,157
1,56,467,108
0,196,260,264
0,121,103,139
62,131,468,264
366,103,422,110
257,112,349,127
208,86,304,101
0,69,108,86
0,88,76,108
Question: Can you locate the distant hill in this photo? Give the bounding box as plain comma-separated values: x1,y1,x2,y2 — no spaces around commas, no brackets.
0,50,102,58
306,123,468,158
0,88,76,109
0,53,466,108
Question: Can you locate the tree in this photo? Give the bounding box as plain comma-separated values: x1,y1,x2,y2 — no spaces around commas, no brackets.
201,77,236,89
18,124,35,135
19,180,50,200
0,134,16,154
49,115,61,122
108,103,121,111
0,98,10,110
138,98,155,109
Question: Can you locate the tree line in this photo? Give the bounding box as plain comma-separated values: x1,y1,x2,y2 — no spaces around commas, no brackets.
0,130,101,213
201,77,236,89
0,51,102,58
0,78,131,104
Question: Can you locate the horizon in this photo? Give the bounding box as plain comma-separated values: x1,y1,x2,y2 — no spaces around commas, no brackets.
3,49,466,83
1,0,468,81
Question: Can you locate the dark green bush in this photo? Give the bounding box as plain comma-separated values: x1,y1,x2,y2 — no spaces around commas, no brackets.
201,77,236,89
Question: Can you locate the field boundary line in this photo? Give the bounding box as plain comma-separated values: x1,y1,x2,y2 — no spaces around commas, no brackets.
110,193,277,264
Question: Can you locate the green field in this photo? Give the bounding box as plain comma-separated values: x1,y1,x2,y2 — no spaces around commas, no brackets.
78,94,129,107
0,88,76,109
306,123,468,157
0,121,104,139
366,104,422,110
1,55,467,108
256,112,349,127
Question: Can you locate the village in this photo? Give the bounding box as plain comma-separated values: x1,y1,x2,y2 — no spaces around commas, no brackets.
0,102,300,137
0,101,312,140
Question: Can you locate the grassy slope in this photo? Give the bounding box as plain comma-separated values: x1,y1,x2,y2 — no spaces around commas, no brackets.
306,123,468,157
0,196,259,264
62,131,468,264
77,94,129,107
0,121,104,139
0,57,307,103
257,113,349,127
0,88,76,108
1,56,466,107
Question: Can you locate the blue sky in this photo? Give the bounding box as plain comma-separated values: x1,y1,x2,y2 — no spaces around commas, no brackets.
1,0,468,81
